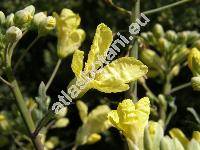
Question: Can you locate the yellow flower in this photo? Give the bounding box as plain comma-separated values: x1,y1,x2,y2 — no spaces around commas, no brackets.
108,97,150,146
54,9,85,58
70,23,148,98
188,48,200,76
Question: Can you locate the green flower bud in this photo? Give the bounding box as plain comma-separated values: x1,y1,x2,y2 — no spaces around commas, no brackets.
153,24,165,38
191,76,200,91
166,30,177,42
6,26,22,43
53,118,69,128
193,40,200,50
177,32,188,43
32,12,47,27
160,136,173,150
171,47,189,66
5,13,14,27
0,11,5,25
140,49,161,69
38,16,56,36
146,32,157,46
14,10,33,27
158,38,172,52
170,65,180,77
186,31,200,44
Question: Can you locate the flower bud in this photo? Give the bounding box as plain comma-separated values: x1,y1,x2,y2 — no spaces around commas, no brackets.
146,32,157,45
140,49,161,69
0,11,5,25
193,40,200,50
24,5,35,16
32,12,47,27
14,10,33,27
191,77,200,91
158,38,172,52
86,133,101,144
166,30,177,42
170,65,180,77
5,13,14,27
186,31,200,44
153,24,164,38
45,137,59,150
6,26,22,43
188,48,200,76
171,47,189,66
53,118,69,128
38,16,56,36
177,32,188,43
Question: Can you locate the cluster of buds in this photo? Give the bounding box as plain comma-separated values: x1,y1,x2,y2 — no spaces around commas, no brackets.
33,12,56,36
140,24,200,80
144,121,200,150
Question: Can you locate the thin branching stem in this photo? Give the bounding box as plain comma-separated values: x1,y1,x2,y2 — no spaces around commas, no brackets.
14,36,40,71
143,0,191,15
170,82,191,94
45,58,62,91
0,76,13,87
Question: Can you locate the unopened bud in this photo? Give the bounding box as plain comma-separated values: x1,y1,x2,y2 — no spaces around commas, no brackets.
86,133,101,144
177,32,188,43
24,5,35,16
32,12,47,27
193,40,200,50
166,30,177,42
153,24,164,38
14,10,33,27
0,11,5,25
191,77,200,91
187,31,200,44
171,47,189,66
140,48,161,69
6,26,22,42
188,48,200,76
38,16,56,36
5,13,14,27
158,38,172,52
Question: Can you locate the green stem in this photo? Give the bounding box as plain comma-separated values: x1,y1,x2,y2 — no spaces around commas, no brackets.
163,75,171,95
45,58,62,91
5,42,44,149
170,82,191,94
127,0,140,100
143,0,191,15
0,76,12,87
14,36,40,71
6,67,44,150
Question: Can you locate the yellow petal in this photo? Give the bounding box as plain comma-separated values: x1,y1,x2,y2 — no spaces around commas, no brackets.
93,57,148,93
85,23,113,72
76,100,88,123
169,128,189,147
71,50,84,77
108,110,120,129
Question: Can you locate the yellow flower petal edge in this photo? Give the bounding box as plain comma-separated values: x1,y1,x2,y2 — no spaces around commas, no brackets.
169,128,189,147
72,50,84,78
93,57,148,93
85,23,113,72
108,97,150,146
